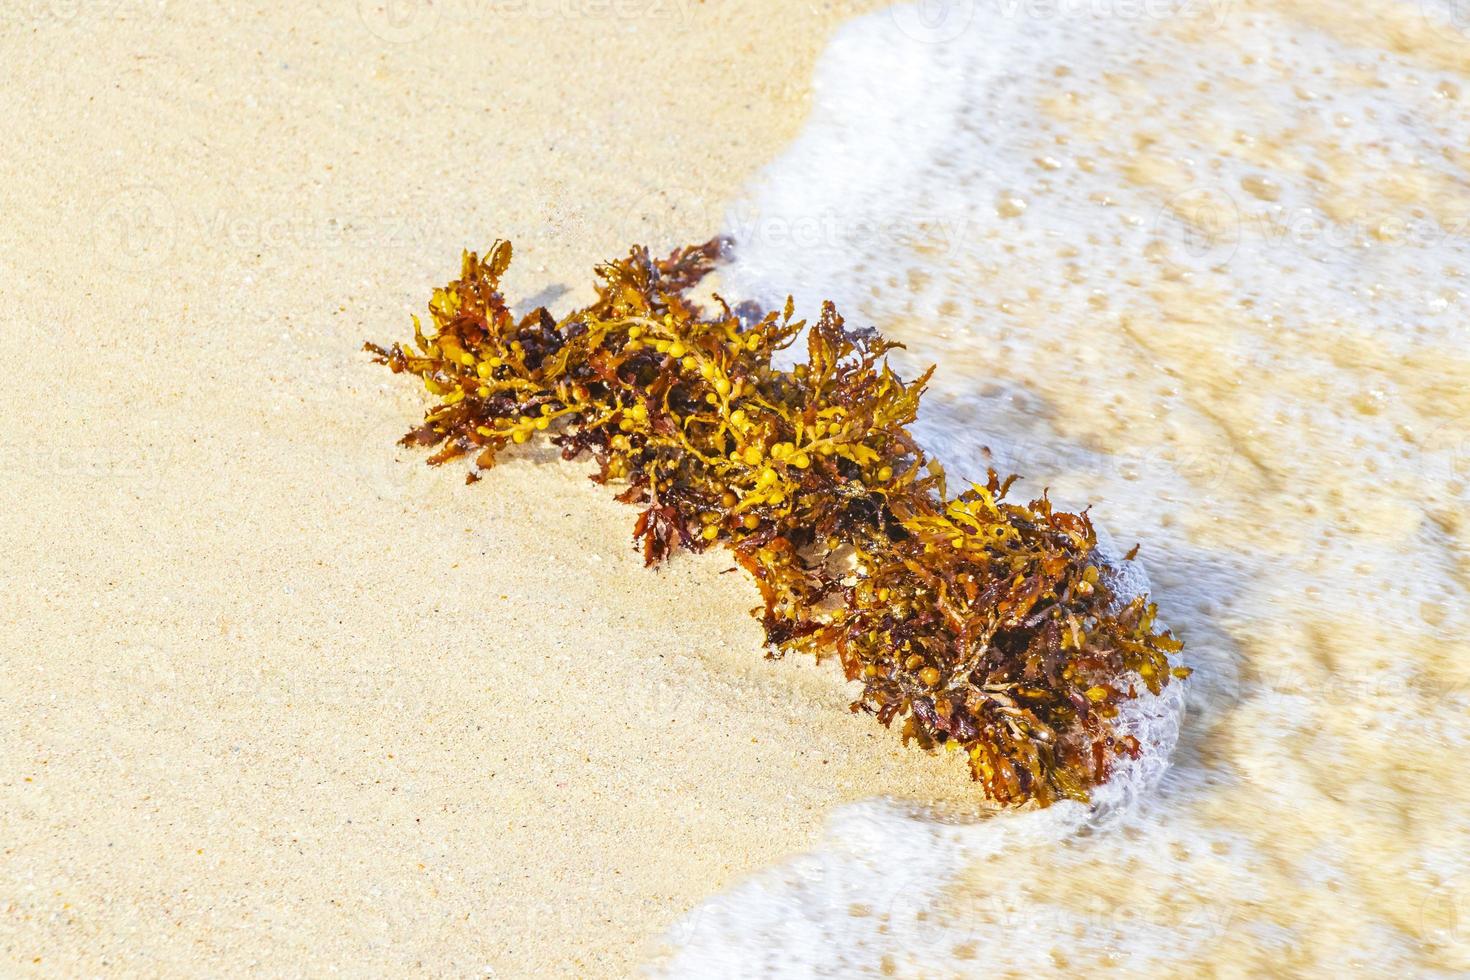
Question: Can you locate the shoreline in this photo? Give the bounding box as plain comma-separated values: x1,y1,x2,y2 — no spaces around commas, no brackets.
0,2,957,976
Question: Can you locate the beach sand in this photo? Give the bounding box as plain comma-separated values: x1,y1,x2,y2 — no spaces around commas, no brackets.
0,2,1003,975
13,1,1470,976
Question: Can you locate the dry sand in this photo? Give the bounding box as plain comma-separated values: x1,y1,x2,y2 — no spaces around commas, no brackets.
0,1,999,975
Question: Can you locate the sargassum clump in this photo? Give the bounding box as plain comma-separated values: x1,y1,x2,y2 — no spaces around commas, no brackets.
367,239,1187,806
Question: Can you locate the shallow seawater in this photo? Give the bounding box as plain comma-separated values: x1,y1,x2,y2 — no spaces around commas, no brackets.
655,0,1470,974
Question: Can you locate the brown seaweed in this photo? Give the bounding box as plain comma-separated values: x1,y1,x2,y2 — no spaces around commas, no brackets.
366,239,1187,806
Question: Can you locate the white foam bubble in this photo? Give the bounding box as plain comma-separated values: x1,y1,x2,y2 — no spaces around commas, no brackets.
654,0,1470,972
649,538,1189,977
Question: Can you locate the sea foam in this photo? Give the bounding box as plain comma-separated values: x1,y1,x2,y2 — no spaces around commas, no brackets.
655,0,1470,972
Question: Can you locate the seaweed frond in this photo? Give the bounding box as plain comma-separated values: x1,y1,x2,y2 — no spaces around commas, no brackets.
366,238,1187,806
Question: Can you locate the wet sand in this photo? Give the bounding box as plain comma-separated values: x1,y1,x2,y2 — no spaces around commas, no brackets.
0,2,1002,976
